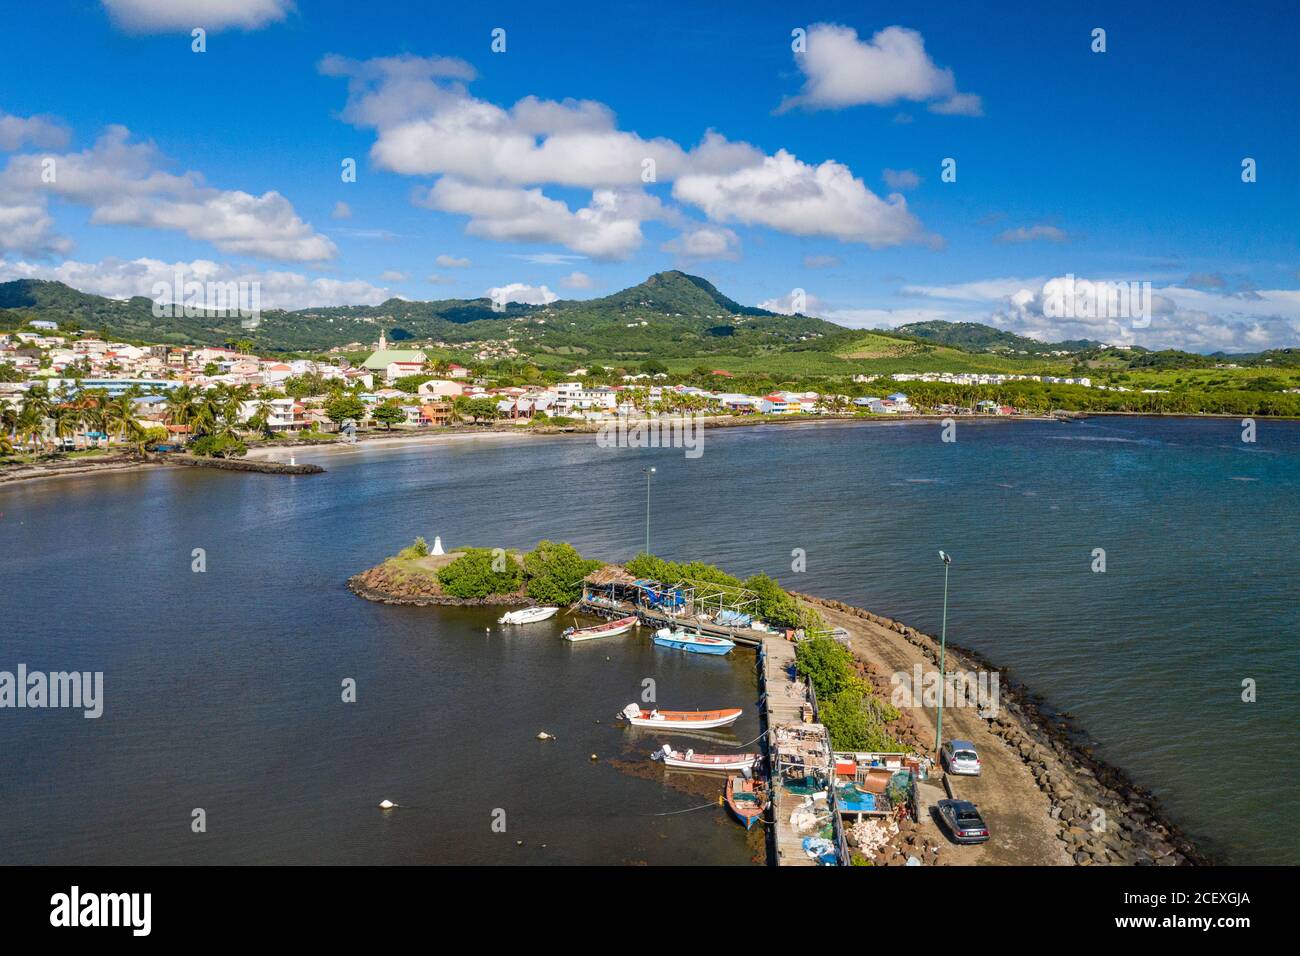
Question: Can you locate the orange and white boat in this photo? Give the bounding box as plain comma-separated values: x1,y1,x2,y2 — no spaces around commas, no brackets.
620,703,742,729
563,615,638,642
652,745,759,772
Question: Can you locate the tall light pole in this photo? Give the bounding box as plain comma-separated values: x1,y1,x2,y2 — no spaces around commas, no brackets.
643,466,656,555
935,550,952,758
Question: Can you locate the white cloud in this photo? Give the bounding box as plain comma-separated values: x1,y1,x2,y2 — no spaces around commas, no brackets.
379,270,407,281
101,0,293,33
661,225,740,262
0,125,334,262
996,224,1069,244
559,271,596,290
882,168,921,191
803,254,841,269
0,112,71,152
0,202,69,256
421,179,665,261
486,282,557,306
425,273,455,285
331,201,352,219
435,254,471,267
778,24,982,116
323,53,930,256
905,274,1300,351
673,150,924,248
0,255,389,309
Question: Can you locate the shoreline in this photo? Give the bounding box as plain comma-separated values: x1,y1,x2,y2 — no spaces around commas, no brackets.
797,593,1208,866
8,410,1294,486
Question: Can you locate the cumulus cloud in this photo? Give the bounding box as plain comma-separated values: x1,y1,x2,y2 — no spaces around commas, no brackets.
0,111,71,152
0,125,334,262
778,24,982,116
379,270,407,281
322,52,931,257
435,254,471,267
420,179,666,261
661,225,740,262
101,0,293,33
425,273,455,285
331,201,352,219
673,150,925,248
486,282,557,306
882,168,921,191
0,202,69,256
905,274,1300,351
559,271,596,289
0,255,389,309
996,224,1069,244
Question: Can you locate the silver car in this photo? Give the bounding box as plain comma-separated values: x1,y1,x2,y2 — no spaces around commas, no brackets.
941,740,981,776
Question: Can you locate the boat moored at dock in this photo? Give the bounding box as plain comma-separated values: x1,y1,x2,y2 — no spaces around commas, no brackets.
563,615,638,642
652,626,735,655
621,703,742,729
725,774,768,830
652,745,759,772
497,606,560,625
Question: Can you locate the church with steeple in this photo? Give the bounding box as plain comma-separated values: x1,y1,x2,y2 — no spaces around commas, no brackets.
360,327,426,376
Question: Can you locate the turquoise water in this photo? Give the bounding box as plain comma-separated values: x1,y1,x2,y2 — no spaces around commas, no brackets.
1,416,1295,863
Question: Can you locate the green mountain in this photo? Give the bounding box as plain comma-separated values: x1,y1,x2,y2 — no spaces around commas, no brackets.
0,271,850,361
893,319,1101,354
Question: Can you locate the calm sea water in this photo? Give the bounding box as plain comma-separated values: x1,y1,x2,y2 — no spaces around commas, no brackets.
1,416,1296,864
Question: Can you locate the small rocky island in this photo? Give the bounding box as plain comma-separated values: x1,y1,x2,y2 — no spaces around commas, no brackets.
348,538,599,608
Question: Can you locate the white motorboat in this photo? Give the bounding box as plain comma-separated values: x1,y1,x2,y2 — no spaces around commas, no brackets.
497,606,560,625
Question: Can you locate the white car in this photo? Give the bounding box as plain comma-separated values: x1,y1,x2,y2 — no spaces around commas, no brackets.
941,740,982,776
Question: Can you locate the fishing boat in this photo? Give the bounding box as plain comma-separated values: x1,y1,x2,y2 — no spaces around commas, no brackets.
652,626,735,656
562,615,638,642
620,703,742,729
652,745,759,773
497,606,560,625
725,774,767,830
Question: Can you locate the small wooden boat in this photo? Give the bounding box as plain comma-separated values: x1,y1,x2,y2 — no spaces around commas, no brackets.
653,626,735,656
621,703,742,729
726,774,767,830
498,606,559,625
563,615,638,642
653,745,759,772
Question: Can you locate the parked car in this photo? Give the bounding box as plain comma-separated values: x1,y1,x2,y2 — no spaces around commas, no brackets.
941,739,981,776
937,799,990,844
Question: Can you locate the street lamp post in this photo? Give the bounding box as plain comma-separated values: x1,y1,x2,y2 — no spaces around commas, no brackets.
935,550,952,758
643,467,656,555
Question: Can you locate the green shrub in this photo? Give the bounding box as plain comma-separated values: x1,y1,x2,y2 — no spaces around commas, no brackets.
189,433,248,458
523,540,600,604
399,537,429,559
436,548,523,598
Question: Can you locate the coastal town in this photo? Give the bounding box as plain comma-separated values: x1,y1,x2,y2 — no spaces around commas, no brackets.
0,322,1046,460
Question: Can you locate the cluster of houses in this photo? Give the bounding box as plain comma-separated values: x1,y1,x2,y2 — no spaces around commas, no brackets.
1,331,376,393
887,371,1094,388
3,327,977,443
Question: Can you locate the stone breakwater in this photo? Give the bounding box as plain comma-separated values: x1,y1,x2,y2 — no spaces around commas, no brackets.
795,593,1207,866
347,564,531,608
174,456,324,475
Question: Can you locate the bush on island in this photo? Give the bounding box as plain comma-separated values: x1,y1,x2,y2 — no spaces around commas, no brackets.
436,547,523,598
523,540,601,604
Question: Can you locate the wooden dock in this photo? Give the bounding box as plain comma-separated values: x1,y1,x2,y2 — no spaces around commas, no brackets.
577,593,836,865
759,635,820,866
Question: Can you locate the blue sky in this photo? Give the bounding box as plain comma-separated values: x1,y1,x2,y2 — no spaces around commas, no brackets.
1,0,1297,350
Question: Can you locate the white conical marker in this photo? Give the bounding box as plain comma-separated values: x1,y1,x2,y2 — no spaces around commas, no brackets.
431,535,445,555
379,799,396,810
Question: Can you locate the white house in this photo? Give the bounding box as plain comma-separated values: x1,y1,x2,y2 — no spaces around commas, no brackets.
417,379,464,399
